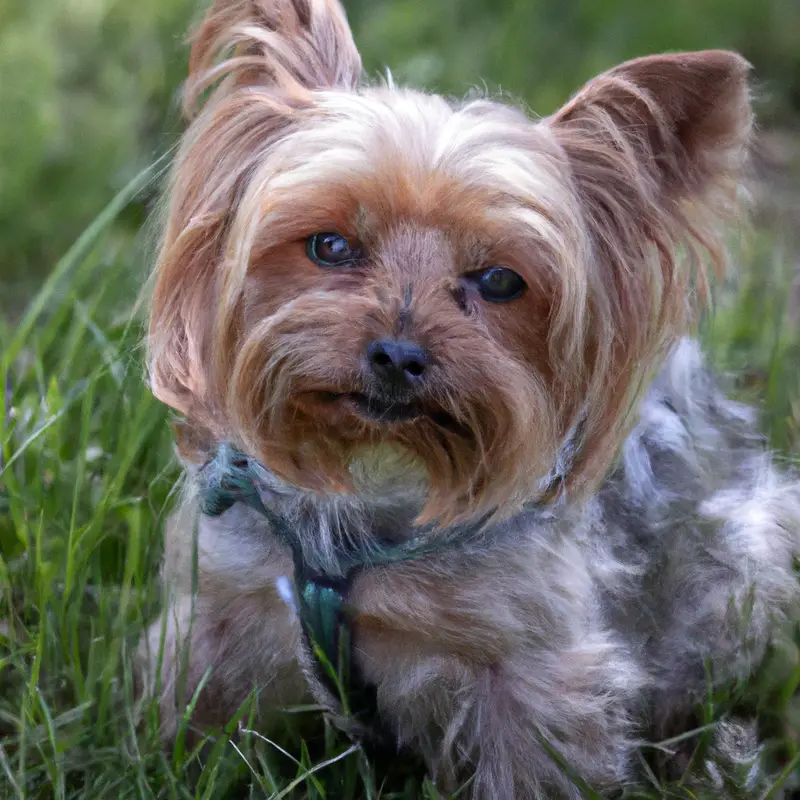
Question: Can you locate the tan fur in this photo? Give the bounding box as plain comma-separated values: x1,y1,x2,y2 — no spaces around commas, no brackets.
138,1,775,797
148,28,751,517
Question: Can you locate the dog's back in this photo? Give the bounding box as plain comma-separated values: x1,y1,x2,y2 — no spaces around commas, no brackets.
594,339,800,781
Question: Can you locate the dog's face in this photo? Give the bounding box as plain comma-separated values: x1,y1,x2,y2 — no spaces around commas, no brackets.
149,0,752,520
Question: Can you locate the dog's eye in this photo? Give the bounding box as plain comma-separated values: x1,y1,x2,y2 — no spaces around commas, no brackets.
468,267,526,303
306,232,362,267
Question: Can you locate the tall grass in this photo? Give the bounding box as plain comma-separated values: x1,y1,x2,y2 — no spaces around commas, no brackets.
0,167,798,798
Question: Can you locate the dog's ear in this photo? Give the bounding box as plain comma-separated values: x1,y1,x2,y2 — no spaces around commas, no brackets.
185,0,362,114
546,49,752,343
544,51,752,496
549,50,752,221
148,1,361,429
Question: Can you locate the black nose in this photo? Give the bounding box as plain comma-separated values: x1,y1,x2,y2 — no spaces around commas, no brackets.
366,339,429,385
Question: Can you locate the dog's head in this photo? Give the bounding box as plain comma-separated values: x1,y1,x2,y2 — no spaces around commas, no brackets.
148,0,752,521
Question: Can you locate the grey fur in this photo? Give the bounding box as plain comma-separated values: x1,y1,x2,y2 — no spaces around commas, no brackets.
141,338,800,797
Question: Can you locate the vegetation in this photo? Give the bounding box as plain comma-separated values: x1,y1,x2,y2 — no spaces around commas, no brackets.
1,0,799,796
3,0,800,304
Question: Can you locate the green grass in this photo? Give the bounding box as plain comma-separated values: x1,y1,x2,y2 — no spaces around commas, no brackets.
1,166,799,798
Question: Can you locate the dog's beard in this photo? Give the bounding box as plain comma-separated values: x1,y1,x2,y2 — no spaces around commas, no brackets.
221,293,560,523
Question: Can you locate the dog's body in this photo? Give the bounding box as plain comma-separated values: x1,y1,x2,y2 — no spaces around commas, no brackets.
146,339,800,796
141,0,800,795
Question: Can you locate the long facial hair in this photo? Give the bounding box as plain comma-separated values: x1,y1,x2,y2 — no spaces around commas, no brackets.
148,0,752,522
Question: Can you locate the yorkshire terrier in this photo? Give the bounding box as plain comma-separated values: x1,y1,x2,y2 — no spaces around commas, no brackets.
140,0,800,796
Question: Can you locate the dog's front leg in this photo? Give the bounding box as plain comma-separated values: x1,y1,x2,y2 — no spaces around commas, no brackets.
137,504,307,739
351,559,643,799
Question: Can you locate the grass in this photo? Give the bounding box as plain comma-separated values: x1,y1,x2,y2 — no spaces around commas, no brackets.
1,164,799,798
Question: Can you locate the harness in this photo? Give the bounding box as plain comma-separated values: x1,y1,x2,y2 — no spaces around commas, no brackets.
196,431,582,745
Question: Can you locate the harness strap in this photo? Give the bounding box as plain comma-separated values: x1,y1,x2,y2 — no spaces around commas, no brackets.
295,572,390,745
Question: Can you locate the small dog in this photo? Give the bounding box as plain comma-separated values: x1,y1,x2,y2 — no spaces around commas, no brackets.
141,0,800,795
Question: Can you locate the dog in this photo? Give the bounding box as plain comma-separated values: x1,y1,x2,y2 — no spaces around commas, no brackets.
140,0,800,795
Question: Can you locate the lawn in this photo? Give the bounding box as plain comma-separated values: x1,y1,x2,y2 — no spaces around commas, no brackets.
1,157,799,797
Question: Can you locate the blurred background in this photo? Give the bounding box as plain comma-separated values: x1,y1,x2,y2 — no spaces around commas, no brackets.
1,0,799,307
1,4,799,794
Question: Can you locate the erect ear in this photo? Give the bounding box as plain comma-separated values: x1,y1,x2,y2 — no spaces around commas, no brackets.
542,51,753,500
148,0,361,430
549,50,752,215
185,0,362,113
544,50,752,362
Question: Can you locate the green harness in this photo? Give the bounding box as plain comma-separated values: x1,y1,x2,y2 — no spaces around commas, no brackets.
196,441,572,744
